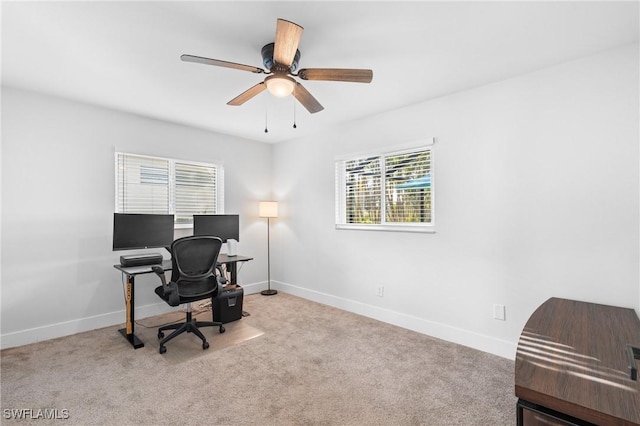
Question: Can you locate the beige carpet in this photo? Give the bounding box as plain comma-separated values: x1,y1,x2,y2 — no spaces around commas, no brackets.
1,293,516,425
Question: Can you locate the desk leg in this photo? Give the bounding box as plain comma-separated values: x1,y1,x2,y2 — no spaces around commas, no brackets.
118,274,144,349
228,262,238,284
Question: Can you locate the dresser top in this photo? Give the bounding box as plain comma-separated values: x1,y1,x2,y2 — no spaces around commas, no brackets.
515,297,640,425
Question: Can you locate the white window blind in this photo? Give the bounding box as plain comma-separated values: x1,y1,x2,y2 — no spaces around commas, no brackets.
342,156,381,224
335,142,434,232
116,152,223,225
116,154,169,214
385,149,432,224
174,161,218,224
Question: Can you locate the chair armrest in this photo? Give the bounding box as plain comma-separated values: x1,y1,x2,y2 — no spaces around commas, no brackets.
152,265,180,306
151,265,167,285
213,265,227,297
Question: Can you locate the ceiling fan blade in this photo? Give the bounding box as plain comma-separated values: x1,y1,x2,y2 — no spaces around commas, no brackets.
298,68,373,83
274,19,303,67
227,83,267,106
181,54,265,74
293,83,324,114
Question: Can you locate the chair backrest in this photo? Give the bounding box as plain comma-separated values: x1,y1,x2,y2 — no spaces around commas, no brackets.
170,235,223,297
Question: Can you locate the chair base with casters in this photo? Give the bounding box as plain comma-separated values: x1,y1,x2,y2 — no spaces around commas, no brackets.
151,236,227,355
156,301,225,354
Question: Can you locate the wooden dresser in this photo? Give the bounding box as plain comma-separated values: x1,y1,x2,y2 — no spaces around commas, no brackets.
515,297,640,425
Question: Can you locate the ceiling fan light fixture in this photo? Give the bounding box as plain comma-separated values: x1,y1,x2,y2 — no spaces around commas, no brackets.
265,74,296,97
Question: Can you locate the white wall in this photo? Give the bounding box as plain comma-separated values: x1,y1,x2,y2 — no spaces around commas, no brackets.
1,87,273,348
271,44,640,359
2,44,638,356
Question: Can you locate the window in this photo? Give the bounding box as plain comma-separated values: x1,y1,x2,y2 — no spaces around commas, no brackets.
335,141,434,232
115,152,223,226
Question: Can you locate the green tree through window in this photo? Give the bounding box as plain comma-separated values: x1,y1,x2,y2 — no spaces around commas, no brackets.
385,150,431,223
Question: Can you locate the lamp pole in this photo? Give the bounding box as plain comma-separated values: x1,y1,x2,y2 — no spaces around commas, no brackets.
260,201,278,296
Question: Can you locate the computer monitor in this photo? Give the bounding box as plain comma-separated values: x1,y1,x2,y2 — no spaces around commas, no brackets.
193,214,239,242
112,213,175,251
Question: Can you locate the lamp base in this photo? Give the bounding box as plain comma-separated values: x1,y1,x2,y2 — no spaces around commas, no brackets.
261,289,278,296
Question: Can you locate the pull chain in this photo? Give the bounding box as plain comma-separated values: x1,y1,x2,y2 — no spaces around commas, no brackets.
264,94,269,133
293,97,297,129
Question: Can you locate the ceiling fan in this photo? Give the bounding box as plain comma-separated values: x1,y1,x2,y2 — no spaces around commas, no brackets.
181,18,373,114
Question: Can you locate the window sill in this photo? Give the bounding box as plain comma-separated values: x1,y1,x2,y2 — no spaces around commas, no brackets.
335,224,436,234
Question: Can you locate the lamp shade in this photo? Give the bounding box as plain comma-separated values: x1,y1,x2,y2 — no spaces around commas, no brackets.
265,75,296,98
259,201,278,218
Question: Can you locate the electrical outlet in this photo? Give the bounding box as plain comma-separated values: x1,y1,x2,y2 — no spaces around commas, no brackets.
493,304,506,321
377,286,384,297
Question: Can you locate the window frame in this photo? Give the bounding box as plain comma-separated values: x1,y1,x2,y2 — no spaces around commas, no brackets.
115,152,224,229
335,139,435,233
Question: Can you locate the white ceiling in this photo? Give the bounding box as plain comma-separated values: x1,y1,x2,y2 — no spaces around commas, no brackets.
2,1,638,143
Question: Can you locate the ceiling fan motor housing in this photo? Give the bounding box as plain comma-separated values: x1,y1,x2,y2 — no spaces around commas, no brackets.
261,43,300,73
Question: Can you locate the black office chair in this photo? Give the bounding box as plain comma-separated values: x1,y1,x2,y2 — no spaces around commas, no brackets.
151,235,226,354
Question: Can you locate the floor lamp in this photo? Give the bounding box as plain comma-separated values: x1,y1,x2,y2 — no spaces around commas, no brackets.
259,201,278,296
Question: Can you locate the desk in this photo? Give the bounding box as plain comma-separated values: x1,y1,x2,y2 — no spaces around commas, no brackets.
515,298,640,425
114,254,253,349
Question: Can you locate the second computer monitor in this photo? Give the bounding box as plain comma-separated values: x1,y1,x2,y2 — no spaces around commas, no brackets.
193,214,239,242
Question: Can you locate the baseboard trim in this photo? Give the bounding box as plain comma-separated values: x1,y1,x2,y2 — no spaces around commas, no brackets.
2,280,517,359
271,280,517,360
1,302,180,350
239,282,265,295
1,282,267,350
